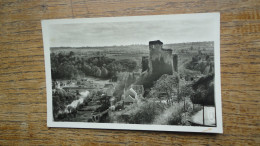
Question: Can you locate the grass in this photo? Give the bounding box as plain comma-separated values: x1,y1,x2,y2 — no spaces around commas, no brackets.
153,102,184,125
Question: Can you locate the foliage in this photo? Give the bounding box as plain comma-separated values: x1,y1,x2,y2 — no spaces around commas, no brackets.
179,80,195,103
52,89,77,120
51,52,137,80
101,67,108,77
153,102,186,125
185,54,213,74
191,74,215,106
82,64,92,75
148,73,179,104
179,83,193,98
127,101,166,124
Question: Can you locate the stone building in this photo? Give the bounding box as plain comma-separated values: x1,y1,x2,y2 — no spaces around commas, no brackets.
141,40,178,75
137,40,179,90
141,56,149,72
131,84,144,98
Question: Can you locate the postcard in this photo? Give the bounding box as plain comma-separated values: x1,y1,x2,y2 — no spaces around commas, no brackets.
42,12,222,133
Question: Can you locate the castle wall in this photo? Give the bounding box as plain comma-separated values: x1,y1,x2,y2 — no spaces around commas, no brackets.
141,56,149,72
138,40,178,89
148,40,174,75
172,54,178,72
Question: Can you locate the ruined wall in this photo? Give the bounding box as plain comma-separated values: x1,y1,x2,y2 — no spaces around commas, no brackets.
141,40,178,75
138,40,178,89
148,40,174,75
172,54,178,72
141,56,149,72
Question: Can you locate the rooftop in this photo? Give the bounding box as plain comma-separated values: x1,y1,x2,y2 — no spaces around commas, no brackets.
124,95,135,103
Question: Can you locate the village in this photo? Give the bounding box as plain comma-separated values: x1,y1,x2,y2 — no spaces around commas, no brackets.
51,40,216,126
52,71,148,123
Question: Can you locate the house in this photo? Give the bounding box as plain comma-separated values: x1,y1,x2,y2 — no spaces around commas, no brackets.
125,88,137,99
103,84,115,97
124,95,135,106
131,85,144,98
122,87,141,106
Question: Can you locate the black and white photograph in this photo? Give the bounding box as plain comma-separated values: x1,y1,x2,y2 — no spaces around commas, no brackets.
42,13,222,133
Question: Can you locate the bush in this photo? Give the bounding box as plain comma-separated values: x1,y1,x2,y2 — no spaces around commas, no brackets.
153,102,184,125
127,101,166,124
184,98,193,113
191,74,215,106
52,89,77,120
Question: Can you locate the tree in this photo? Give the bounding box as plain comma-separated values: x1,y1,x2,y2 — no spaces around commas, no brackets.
83,64,92,75
101,67,108,78
191,74,215,125
52,88,77,120
69,51,75,58
150,73,179,104
126,73,135,87
92,66,101,77
179,83,194,110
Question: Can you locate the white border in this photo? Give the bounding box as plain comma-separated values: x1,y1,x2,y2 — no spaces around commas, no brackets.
42,12,222,133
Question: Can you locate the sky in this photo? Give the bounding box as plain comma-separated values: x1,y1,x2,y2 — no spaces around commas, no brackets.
48,15,218,47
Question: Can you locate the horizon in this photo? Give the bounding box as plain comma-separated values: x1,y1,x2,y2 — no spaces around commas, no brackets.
49,41,214,48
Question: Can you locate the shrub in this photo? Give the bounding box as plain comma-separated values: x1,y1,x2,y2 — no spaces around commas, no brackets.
127,101,166,124
191,74,215,106
184,98,193,113
52,89,77,120
153,102,190,125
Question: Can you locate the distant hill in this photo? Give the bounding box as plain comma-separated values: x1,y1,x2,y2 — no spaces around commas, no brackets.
50,45,149,55
50,41,214,55
164,41,214,54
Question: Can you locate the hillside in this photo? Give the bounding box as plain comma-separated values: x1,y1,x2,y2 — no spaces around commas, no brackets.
164,41,214,54
50,45,149,55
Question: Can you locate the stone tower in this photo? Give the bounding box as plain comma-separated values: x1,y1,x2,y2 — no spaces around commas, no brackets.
172,54,178,72
148,40,173,75
141,56,149,72
138,40,179,89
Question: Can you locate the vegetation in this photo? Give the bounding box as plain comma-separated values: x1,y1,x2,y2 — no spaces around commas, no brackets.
191,74,215,106
153,102,184,125
51,52,137,80
52,89,78,120
119,101,166,124
111,72,140,99
51,42,216,125
185,53,214,74
148,73,179,104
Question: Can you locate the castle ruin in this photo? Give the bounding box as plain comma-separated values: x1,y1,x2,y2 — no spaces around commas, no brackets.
142,40,178,76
